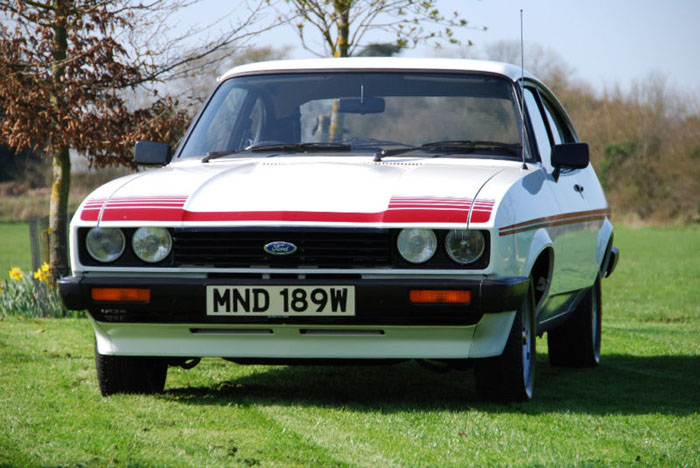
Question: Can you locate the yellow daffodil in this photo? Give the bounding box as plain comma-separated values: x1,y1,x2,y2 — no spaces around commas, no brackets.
9,267,23,281
33,263,51,283
34,269,49,283
33,262,50,283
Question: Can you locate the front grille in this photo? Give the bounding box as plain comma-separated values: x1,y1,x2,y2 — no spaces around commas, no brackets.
172,228,392,268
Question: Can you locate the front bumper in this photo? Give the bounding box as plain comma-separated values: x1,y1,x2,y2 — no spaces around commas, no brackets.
59,275,528,326
89,317,517,359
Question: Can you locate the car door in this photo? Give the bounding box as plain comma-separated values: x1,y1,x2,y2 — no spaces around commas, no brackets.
524,86,598,325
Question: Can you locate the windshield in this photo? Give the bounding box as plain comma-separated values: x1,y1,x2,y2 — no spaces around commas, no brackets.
178,72,521,159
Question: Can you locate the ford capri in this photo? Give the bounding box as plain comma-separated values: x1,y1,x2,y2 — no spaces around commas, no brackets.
59,58,619,401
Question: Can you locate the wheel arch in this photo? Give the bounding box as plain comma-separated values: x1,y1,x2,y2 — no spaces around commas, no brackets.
523,228,554,313
596,218,614,274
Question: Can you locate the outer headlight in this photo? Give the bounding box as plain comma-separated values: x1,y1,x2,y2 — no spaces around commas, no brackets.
86,227,126,263
397,229,437,264
445,230,485,265
132,227,172,263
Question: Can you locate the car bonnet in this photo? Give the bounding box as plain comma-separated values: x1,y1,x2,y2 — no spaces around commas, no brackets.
75,157,504,228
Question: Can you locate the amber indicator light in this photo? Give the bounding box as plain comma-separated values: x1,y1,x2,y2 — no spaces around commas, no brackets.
409,289,471,304
91,288,150,303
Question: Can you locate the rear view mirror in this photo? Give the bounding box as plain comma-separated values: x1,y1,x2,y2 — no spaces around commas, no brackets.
134,141,172,166
551,143,589,181
338,97,385,114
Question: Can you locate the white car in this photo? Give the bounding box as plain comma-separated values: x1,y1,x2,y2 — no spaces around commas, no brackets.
59,58,619,401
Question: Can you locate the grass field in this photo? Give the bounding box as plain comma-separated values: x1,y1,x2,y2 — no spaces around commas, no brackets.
0,225,699,467
0,222,32,274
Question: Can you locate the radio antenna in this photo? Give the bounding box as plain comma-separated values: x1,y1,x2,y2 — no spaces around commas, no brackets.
519,9,528,170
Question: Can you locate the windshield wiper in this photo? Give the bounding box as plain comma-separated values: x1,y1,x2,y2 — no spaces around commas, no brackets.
201,142,354,162
246,141,352,153
345,137,413,150
201,150,241,163
373,140,522,161
421,140,521,155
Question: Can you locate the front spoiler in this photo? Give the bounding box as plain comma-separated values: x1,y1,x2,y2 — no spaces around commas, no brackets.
91,315,517,359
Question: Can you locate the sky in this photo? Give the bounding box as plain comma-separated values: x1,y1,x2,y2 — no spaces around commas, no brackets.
442,0,700,92
178,0,700,93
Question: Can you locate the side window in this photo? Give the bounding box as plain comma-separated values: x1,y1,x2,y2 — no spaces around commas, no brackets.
542,98,574,144
543,105,562,145
524,88,552,165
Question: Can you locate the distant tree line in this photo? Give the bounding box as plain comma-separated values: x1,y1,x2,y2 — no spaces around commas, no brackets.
553,68,699,224
472,40,700,224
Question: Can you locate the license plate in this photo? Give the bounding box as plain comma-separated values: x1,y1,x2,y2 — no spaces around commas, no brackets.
206,285,355,316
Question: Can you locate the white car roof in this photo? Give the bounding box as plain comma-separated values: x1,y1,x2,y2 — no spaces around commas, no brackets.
219,57,539,83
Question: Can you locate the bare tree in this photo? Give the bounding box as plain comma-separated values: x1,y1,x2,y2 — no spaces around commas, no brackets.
270,0,483,58
167,45,290,108
482,40,577,92
0,0,276,280
265,1,481,140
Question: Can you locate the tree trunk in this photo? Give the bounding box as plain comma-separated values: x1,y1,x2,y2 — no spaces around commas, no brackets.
333,0,350,58
328,1,350,142
49,146,71,279
49,0,69,281
329,98,343,142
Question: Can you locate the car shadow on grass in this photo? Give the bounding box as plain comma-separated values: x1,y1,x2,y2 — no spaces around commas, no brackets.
162,353,700,416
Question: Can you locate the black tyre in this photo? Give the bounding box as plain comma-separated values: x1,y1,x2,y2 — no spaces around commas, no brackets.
95,343,167,396
547,276,601,367
475,280,536,402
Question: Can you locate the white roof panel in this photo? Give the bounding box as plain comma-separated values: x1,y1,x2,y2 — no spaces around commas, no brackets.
219,57,539,83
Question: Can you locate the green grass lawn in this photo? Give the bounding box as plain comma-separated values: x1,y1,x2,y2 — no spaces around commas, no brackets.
0,221,32,275
1,225,699,467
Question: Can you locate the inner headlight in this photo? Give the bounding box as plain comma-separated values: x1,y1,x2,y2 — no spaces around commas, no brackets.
86,227,126,263
397,229,437,264
445,230,485,265
132,227,172,263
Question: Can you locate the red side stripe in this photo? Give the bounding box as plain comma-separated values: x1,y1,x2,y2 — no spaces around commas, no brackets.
499,208,610,236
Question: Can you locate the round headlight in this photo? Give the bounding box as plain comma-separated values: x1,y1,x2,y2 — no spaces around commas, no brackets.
397,229,437,264
132,227,172,263
445,230,485,265
86,227,126,263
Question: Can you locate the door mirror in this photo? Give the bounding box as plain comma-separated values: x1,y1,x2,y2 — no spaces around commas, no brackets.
134,141,172,166
551,143,589,181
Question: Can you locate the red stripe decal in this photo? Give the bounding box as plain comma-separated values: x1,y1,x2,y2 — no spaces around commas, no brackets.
80,196,188,221
499,208,610,236
80,209,100,221
183,208,470,223
102,208,187,222
81,196,495,224
469,210,492,223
